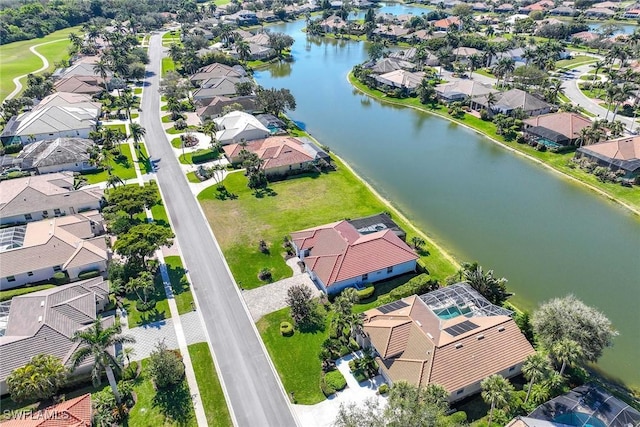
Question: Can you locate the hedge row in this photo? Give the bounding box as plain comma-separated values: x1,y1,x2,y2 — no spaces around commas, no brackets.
356,285,375,301
78,269,101,280
378,274,439,305
191,149,219,164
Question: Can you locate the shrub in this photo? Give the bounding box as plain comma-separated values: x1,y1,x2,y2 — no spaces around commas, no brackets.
258,268,272,281
356,285,375,301
321,378,335,397
174,118,187,130
479,109,490,121
191,149,219,164
2,144,23,154
258,239,269,254
339,345,351,357
378,384,389,395
446,411,467,424
379,274,439,304
280,321,294,337
121,361,139,381
148,341,185,389
52,271,68,285
349,338,360,351
136,299,156,312
78,269,101,280
324,370,347,392
516,135,526,144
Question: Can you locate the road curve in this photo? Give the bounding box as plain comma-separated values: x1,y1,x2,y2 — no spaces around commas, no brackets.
140,33,298,427
5,39,66,101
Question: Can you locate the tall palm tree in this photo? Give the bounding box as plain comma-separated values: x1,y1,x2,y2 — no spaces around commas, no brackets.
548,79,565,104
71,318,135,404
129,123,146,150
522,353,551,404
202,120,218,149
481,375,514,427
93,59,110,89
468,54,482,79
119,91,136,122
551,339,583,376
235,39,252,63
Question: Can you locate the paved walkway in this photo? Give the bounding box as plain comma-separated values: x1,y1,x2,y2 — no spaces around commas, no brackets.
294,351,388,427
242,258,322,321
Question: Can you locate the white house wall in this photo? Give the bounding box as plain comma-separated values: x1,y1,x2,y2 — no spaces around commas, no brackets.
0,267,55,290
326,259,417,294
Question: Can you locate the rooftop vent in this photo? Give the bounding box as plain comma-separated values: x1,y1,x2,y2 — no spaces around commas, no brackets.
40,301,44,307
416,320,422,327
426,332,433,339
37,316,42,322
455,343,463,349
498,326,505,332
477,335,485,340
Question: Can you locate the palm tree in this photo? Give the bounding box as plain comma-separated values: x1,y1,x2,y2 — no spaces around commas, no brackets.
522,353,551,404
577,127,591,147
608,120,625,138
93,59,110,89
235,39,252,63
551,339,583,376
468,54,482,79
202,120,218,149
548,79,565,104
481,374,514,427
71,318,135,404
611,83,635,122
106,174,124,189
485,92,498,114
119,91,136,122
129,123,146,150
68,32,83,51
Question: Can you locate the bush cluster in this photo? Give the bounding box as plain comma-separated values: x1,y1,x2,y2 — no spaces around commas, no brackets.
280,321,294,337
78,269,101,280
356,285,375,301
191,149,219,164
52,272,69,285
378,274,439,305
378,384,389,395
321,370,347,396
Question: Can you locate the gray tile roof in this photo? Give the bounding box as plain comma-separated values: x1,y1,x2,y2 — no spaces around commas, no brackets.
17,137,94,170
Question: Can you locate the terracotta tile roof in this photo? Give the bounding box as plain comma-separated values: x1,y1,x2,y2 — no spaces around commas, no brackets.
579,136,640,161
523,112,591,140
434,16,460,28
291,221,417,288
0,393,91,426
223,136,315,170
363,291,535,394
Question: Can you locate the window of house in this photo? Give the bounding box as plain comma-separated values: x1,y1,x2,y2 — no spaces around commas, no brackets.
7,276,16,282
42,210,48,216
362,273,368,281
54,208,61,215
27,272,34,277
53,265,62,272
456,389,464,395
25,213,32,221
387,266,393,274
509,366,516,372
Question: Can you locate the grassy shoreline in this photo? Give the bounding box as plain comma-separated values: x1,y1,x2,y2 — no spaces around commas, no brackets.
348,73,640,216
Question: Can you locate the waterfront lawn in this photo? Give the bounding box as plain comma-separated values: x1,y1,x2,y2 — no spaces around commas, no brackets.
199,160,457,289
187,343,233,427
82,143,137,183
349,74,640,210
164,256,195,315
257,306,330,405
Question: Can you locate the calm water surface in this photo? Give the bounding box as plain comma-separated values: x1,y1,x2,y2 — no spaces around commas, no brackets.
255,8,640,387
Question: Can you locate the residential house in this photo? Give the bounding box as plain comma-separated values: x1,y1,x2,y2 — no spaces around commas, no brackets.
52,62,111,81
0,172,103,225
213,111,270,145
231,42,275,60
452,46,483,62
436,80,498,103
244,32,271,46
290,220,418,294
585,7,616,17
489,47,527,67
623,9,640,18
375,70,425,92
223,136,329,176
256,10,277,22
361,283,535,401
255,113,287,133
433,16,461,31
0,93,101,145
0,393,92,426
494,3,515,13
372,25,412,41
196,95,258,121
54,75,104,95
522,112,592,146
11,137,96,174
390,47,439,66
321,15,348,33
366,57,417,74
472,2,489,11
575,136,640,181
592,1,621,9
0,279,112,394
472,89,553,117
190,63,247,86
192,76,251,104
549,5,578,15
347,212,407,241
571,31,601,43
225,10,259,25
0,212,108,289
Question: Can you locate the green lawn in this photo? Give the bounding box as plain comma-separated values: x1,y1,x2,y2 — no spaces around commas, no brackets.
136,144,153,174
0,26,80,101
82,144,137,184
171,137,183,148
187,171,201,183
164,256,195,315
474,68,496,79
349,74,640,211
179,148,218,164
121,268,171,327
556,55,597,69
0,284,56,302
134,87,143,94
162,114,173,123
199,163,457,290
187,343,233,427
257,306,330,404
104,123,127,134
167,125,198,134
162,57,176,76
579,84,605,100
128,359,197,426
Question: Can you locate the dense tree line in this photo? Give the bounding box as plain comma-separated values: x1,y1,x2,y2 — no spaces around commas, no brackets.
0,0,194,44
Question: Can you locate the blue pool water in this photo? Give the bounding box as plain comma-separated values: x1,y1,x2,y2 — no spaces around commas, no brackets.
553,412,607,427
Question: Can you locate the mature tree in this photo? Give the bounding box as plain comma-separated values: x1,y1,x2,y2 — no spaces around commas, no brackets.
114,223,174,267
235,39,252,62
286,284,316,326
71,318,135,404
235,81,254,96
481,374,514,427
522,353,551,404
417,78,437,106
129,123,146,150
256,87,296,117
461,262,509,305
126,271,155,304
148,340,185,389
7,354,67,403
532,295,618,363
268,32,295,57
159,71,190,100
107,183,158,219
550,338,583,376
368,41,385,61
118,91,136,121
23,73,54,99
410,236,426,251
0,97,33,121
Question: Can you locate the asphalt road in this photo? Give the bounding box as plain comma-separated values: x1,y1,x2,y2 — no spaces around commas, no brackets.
140,33,298,427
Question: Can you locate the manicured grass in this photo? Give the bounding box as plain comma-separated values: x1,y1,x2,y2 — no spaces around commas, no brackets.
199,162,457,290
188,343,233,427
121,269,171,327
349,74,640,211
579,84,605,100
474,68,496,79
162,114,173,123
82,144,137,184
164,256,195,315
167,125,198,134
580,74,600,81
556,55,597,69
0,26,80,101
162,57,176,76
136,143,153,174
214,0,231,5
171,137,183,148
187,171,201,183
104,123,127,134
128,359,197,426
353,273,419,313
162,31,180,40
134,87,143,94
0,284,56,302
257,306,330,404
130,112,139,119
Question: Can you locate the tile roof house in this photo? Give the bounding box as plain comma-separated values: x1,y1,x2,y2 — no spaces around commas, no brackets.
0,212,108,289
347,212,407,241
433,16,461,31
0,172,104,226
0,93,101,145
54,75,104,95
523,112,592,146
196,95,258,121
321,15,348,33
11,137,97,174
193,76,252,104
585,7,616,16
213,111,270,145
436,80,498,102
0,278,112,395
223,136,329,176
576,136,640,181
366,57,416,74
230,42,276,60
0,393,92,426
190,63,247,85
290,220,418,294
452,46,483,58
361,283,535,402
372,24,412,40
571,31,601,43
472,89,553,117
494,3,515,12
52,62,111,81
375,70,426,92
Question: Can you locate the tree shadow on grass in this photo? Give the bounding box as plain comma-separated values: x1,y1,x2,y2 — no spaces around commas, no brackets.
138,308,167,326
253,187,278,198
297,309,327,334
166,264,189,295
152,380,194,426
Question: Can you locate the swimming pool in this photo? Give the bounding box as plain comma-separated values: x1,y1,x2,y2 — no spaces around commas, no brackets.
553,412,607,427
434,305,471,320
